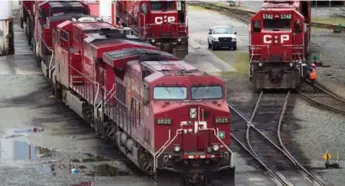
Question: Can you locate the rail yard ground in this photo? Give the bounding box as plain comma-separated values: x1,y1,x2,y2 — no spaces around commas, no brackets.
0,3,269,186
2,2,345,186
188,2,345,186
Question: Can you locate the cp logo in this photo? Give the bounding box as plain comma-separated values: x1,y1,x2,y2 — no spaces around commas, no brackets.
154,16,175,24
263,34,289,44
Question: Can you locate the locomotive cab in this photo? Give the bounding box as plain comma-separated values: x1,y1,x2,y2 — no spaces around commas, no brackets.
249,9,305,89
35,1,91,79
117,0,189,59
141,61,234,184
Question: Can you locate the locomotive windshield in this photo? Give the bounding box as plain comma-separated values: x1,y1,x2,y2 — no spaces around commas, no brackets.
151,1,175,11
262,12,292,31
154,86,187,100
263,19,291,30
191,86,223,100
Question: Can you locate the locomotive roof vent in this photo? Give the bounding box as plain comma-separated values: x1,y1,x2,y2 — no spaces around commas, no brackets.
99,28,127,39
72,16,99,22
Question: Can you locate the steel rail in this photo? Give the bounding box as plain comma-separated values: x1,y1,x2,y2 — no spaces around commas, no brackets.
229,92,292,186
297,81,345,115
229,91,328,186
277,92,328,186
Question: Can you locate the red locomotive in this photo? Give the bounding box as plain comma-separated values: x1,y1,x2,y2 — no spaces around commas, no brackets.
249,0,311,89
52,19,234,185
23,1,235,185
116,1,189,59
31,1,91,77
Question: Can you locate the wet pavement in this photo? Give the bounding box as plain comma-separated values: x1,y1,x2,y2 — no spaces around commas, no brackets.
0,3,279,186
184,6,250,74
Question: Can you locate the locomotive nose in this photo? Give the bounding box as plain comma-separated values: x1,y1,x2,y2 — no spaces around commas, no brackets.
172,105,228,153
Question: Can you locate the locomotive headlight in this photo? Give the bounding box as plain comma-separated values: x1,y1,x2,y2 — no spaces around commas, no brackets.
177,38,181,42
151,39,155,43
174,145,181,152
289,62,293,67
258,63,263,67
212,144,220,151
189,108,197,119
207,146,212,153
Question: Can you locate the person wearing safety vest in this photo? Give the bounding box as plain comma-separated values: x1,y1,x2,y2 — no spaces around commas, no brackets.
308,63,317,92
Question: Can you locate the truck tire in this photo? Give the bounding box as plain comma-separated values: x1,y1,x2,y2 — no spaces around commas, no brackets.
211,42,216,50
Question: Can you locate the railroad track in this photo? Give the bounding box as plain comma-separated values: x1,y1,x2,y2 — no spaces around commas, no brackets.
229,91,328,186
188,1,345,31
297,82,345,115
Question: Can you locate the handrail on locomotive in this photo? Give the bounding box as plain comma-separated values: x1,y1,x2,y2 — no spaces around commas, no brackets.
154,122,234,169
250,44,305,63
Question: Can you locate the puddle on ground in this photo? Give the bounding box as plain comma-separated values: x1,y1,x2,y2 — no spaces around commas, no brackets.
0,137,131,178
4,127,45,139
0,138,52,161
0,128,131,178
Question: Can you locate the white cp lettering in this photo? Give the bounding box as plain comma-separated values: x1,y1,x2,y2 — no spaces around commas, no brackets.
180,121,208,134
194,121,208,134
263,34,289,44
154,16,175,24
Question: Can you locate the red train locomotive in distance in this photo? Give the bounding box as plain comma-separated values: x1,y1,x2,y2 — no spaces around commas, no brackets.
32,1,91,78
50,17,235,185
116,1,189,59
20,0,35,45
249,0,311,90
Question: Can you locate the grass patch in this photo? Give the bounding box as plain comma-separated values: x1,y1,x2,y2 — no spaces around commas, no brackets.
312,17,345,25
188,5,208,11
212,51,249,76
233,52,250,75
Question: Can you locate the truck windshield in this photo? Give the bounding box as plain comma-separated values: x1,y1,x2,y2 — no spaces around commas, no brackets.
191,86,223,100
154,87,187,100
213,27,232,34
151,2,175,11
263,19,291,31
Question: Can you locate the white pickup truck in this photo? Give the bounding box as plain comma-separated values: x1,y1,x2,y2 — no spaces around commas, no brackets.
207,26,237,50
